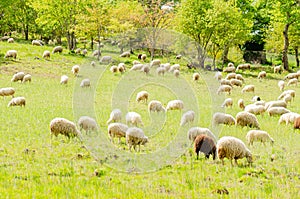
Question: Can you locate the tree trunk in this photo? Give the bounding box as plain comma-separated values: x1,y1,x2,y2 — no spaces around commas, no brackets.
282,20,290,70
295,47,299,67
91,36,94,50
24,24,29,40
97,28,101,61
222,45,229,67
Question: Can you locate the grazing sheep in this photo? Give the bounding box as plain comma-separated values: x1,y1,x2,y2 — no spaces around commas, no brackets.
223,63,235,73
141,65,150,75
100,56,112,63
194,134,216,160
90,61,96,67
82,49,88,56
137,54,147,61
156,67,166,76
126,112,144,127
7,97,26,107
42,50,51,59
187,127,216,142
106,109,122,124
220,79,231,86
236,63,250,71
236,111,260,129
244,104,265,116
278,90,295,100
130,64,144,71
32,40,43,46
118,63,126,73
71,65,80,76
236,74,245,82
212,112,236,126
173,69,180,78
60,75,68,85
180,110,195,126
4,50,17,59
11,72,25,82
148,100,165,113
176,54,182,59
110,65,118,73
75,48,81,54
238,99,245,110
246,130,274,146
274,65,281,73
278,112,300,125
251,96,261,102
169,64,180,72
265,100,287,110
217,85,232,95
78,116,99,133
217,136,252,165
0,87,15,98
193,73,200,81
258,71,266,79
267,107,290,116
126,127,148,151
108,123,128,143
283,94,293,104
287,78,298,86
242,85,255,93
293,117,300,129
50,117,81,138
7,38,14,43
214,72,222,80
225,73,236,80
221,98,233,108
166,100,184,111
230,79,243,87
136,91,149,103
284,73,300,80
22,74,31,83
92,50,101,57
278,80,285,91
52,46,63,53
150,59,161,67
120,51,130,58
80,79,91,88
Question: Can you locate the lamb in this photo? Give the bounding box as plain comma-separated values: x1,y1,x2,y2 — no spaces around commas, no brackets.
71,65,80,76
221,98,233,108
22,74,31,83
52,46,63,53
166,99,184,111
216,136,252,165
60,75,69,85
150,59,161,67
236,63,250,71
148,100,165,112
110,65,118,73
236,111,260,129
193,73,200,81
7,97,26,107
278,112,300,125
173,69,180,78
217,85,232,95
180,110,195,126
238,99,245,110
80,78,91,88
136,91,149,103
267,107,290,116
32,40,43,46
287,78,298,86
187,127,216,142
11,72,25,82
7,38,14,43
42,50,51,59
4,50,17,59
293,117,300,129
265,100,287,110
225,73,236,80
214,72,222,80
0,87,15,98
90,61,96,67
106,109,122,124
246,130,274,146
230,79,243,87
117,63,126,73
126,127,148,152
120,51,130,57
82,49,88,56
169,64,180,72
278,90,295,100
100,56,112,63
242,85,255,93
194,134,216,160
75,48,81,54
78,116,99,133
258,71,266,79
108,123,128,143
126,112,144,127
235,74,245,82
156,67,166,76
274,65,281,73
278,80,285,91
212,112,236,126
50,117,81,138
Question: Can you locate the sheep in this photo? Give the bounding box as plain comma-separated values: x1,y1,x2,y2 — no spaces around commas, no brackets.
278,80,285,91
107,109,122,124
230,79,243,87
130,64,144,71
193,73,200,81
4,50,17,59
11,72,25,82
225,73,236,80
156,67,166,76
244,104,265,116
110,65,118,73
251,96,261,102
82,49,88,56
194,134,216,160
50,117,81,138
242,85,255,93
187,127,216,142
52,46,63,53
133,60,141,65
126,112,144,127
180,110,195,126
126,127,148,152
117,63,126,73
267,107,290,116
214,71,222,80
32,40,43,46
80,78,91,88
274,65,281,73
265,100,287,110
22,74,31,83
284,73,300,80
7,38,14,43
0,87,15,98
7,97,26,107
176,54,182,59
136,91,149,103
141,65,150,75
236,111,260,129
212,112,236,126
166,99,184,111
258,71,266,79
221,98,233,108
293,117,300,129
169,64,180,72
236,74,245,82
120,51,130,58
60,75,68,85
92,50,101,57
278,90,295,100
161,63,171,71
137,54,147,61
217,85,232,95
246,130,274,146
77,116,98,133
71,65,80,76
287,78,298,86
238,99,245,110
278,112,300,125
148,100,165,112
216,136,252,165
75,48,81,54
173,69,180,78
90,61,96,67
236,63,250,71
100,56,112,63
220,79,231,86
108,123,128,143
42,50,51,59
223,66,235,73
283,94,292,104
150,59,161,67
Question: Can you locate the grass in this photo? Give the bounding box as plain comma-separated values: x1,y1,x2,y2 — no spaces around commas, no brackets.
0,41,300,198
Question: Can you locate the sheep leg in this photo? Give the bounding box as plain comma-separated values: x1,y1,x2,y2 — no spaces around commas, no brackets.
234,159,238,166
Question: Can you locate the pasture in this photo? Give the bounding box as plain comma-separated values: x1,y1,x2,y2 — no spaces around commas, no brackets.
0,41,299,198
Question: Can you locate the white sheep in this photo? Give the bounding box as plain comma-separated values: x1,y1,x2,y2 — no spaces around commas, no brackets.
217,136,252,165
126,112,144,127
246,130,274,146
241,85,255,93
132,60,141,65
71,65,80,76
254,101,265,106
141,65,150,75
52,46,63,53
230,79,243,87
80,78,91,88
258,71,266,79
236,74,245,82
278,112,300,125
136,91,149,103
287,78,298,86
169,64,180,72
236,111,260,129
110,65,118,73
148,100,165,113
100,56,112,63
220,79,231,86
22,74,31,83
278,80,285,91
223,65,235,73
236,63,250,71
108,123,128,143
50,117,81,138
251,96,261,102
141,54,147,61
212,112,236,126
267,107,290,116
120,51,130,57
238,99,245,110
7,38,14,43
91,61,96,67
126,127,148,151
156,67,166,76
214,71,222,80
75,48,81,54
173,69,180,78
150,59,161,67
278,90,295,100
4,50,17,59
274,65,281,73
78,116,99,133
244,104,265,116
106,109,122,124
60,75,68,85
0,87,15,98
117,63,126,73
130,64,144,71
32,40,43,46
11,72,25,82
180,110,195,126
42,50,51,59
82,49,88,56
187,127,216,142
166,99,184,111
7,97,26,107
193,73,200,81
92,50,101,57
221,98,233,108
283,94,292,104
217,85,232,95
284,73,300,80
225,73,236,80
264,100,287,110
